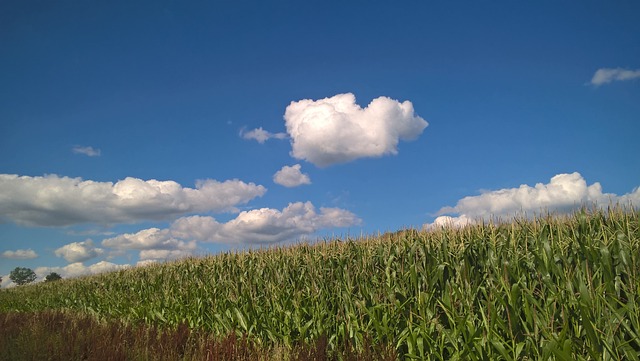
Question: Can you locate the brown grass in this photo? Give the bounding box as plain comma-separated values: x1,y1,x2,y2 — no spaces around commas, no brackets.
0,311,397,361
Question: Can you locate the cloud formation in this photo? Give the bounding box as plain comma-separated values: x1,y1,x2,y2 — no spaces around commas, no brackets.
1,260,130,288
102,228,197,261
169,201,361,244
102,228,196,251
590,68,640,86
240,127,287,143
429,172,640,228
35,261,129,282
1,249,38,259
284,93,428,167
273,164,311,187
0,174,266,226
72,145,101,157
54,239,104,263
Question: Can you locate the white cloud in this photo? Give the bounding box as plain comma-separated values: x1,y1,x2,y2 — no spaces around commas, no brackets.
1,274,13,288
240,127,287,143
136,259,158,267
273,164,311,187
590,68,640,86
54,239,104,263
284,93,428,167
426,215,476,229
427,172,640,228
72,145,101,157
1,249,38,259
102,228,197,261
170,201,361,244
34,261,130,282
102,228,195,251
0,174,266,226
139,249,193,261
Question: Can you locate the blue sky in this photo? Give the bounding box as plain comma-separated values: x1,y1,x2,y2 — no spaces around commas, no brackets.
1,1,639,286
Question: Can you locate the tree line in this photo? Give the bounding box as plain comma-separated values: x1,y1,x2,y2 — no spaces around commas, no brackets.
0,267,62,287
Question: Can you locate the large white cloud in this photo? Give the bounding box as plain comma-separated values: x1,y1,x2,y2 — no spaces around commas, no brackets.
590,67,640,86
0,174,267,226
273,164,311,187
284,93,428,167
1,249,38,259
54,239,104,263
170,201,361,244
428,172,640,228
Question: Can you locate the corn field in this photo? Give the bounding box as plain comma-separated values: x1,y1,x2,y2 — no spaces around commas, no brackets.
1,207,639,360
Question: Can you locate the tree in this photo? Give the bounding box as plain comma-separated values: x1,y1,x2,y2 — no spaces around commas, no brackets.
9,267,37,286
45,272,62,282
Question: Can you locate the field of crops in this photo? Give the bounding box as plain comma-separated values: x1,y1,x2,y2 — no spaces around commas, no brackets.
1,207,639,360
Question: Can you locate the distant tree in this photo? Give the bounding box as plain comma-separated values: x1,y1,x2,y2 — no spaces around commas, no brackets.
0,275,2,288
9,267,37,286
45,272,62,282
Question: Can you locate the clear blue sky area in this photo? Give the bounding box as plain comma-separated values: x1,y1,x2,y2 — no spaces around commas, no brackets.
1,1,639,285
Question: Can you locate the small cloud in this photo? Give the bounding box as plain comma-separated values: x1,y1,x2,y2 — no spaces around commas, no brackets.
284,93,428,167
240,127,287,144
1,249,38,259
72,145,101,157
1,275,11,288
590,67,640,86
54,239,104,263
426,215,475,230
425,172,640,228
136,259,158,267
273,164,311,187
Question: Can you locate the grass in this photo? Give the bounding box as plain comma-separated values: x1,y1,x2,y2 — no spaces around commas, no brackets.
1,206,638,360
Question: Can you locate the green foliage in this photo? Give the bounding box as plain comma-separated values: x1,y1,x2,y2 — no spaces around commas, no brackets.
44,272,62,283
1,207,638,360
9,267,36,286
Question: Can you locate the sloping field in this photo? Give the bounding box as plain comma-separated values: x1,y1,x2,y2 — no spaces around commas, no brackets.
1,208,639,360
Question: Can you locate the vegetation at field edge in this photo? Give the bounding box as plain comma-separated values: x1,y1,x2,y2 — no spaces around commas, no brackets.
0,207,638,360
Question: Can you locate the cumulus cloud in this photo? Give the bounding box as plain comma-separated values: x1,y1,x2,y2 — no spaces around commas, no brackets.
273,164,311,187
427,172,640,228
240,127,287,143
72,145,101,157
34,261,130,281
590,68,640,86
102,228,197,261
1,249,38,259
139,249,193,261
1,260,132,288
135,259,158,267
0,174,266,226
170,201,361,244
284,93,428,167
102,228,195,251
1,275,11,288
54,239,104,263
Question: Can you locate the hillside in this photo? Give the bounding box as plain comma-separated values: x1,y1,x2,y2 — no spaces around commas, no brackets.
1,208,639,360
